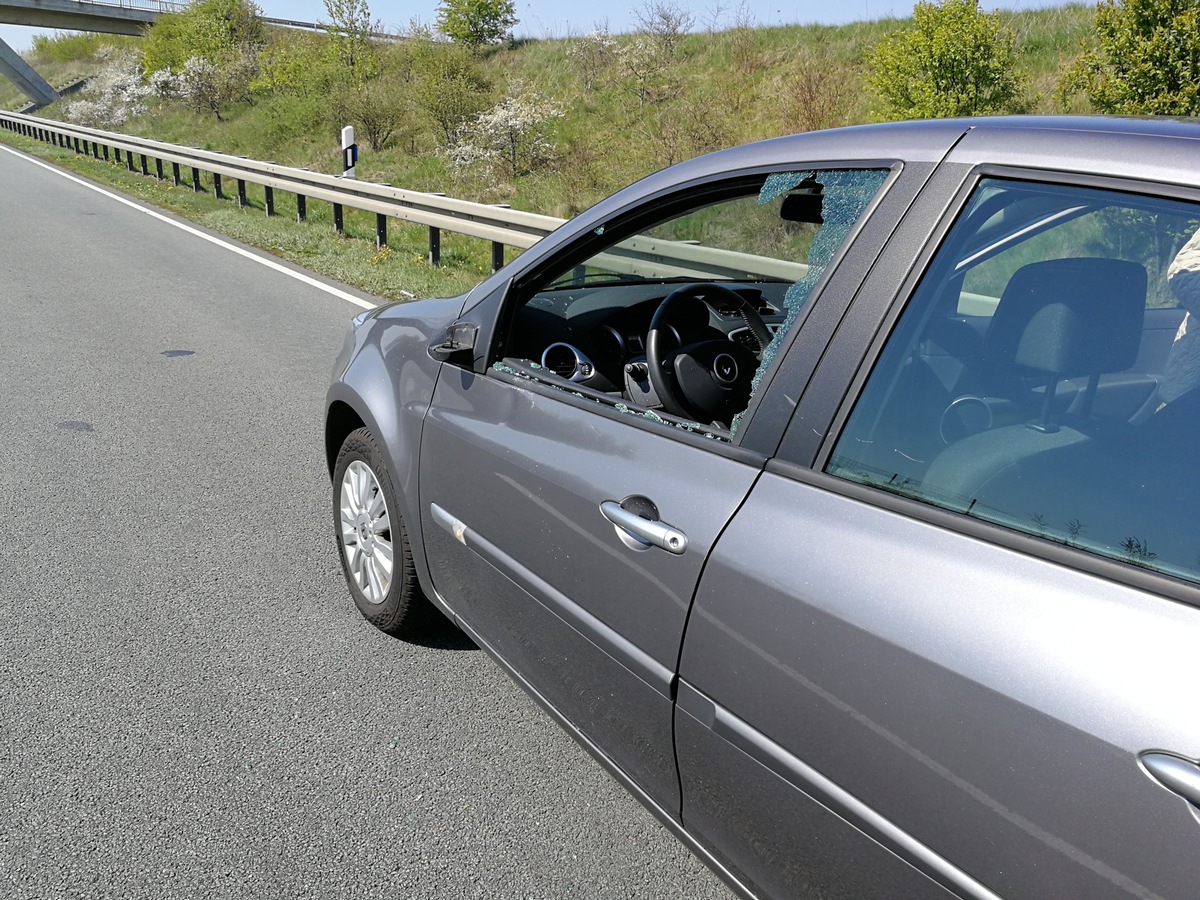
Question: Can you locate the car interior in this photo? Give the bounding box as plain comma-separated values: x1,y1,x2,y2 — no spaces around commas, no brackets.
495,168,890,435
830,178,1200,584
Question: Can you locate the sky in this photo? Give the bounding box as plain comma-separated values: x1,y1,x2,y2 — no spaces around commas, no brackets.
0,0,1072,53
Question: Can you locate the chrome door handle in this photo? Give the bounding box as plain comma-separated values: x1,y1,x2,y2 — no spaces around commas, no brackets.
1141,752,1200,806
600,500,689,555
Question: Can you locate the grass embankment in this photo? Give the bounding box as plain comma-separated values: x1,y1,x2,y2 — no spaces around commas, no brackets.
0,5,1098,301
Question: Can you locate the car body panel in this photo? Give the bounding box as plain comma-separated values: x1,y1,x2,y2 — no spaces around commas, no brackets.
683,471,1200,899
326,116,1200,900
417,367,765,811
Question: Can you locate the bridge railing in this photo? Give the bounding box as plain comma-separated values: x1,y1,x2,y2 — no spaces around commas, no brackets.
0,110,809,282
74,0,186,11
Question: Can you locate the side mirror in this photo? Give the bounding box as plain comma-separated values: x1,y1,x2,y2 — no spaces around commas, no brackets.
428,322,478,365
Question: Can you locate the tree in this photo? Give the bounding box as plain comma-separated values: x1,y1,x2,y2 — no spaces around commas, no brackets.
322,0,378,82
1059,0,1200,115
436,0,518,48
632,0,695,56
867,0,1028,119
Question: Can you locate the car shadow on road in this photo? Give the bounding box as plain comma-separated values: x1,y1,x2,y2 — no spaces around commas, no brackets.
405,613,478,651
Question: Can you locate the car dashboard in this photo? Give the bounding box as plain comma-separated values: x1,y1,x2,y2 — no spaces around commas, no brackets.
507,281,791,398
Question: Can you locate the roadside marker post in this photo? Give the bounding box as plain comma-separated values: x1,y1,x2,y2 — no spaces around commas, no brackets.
341,126,357,179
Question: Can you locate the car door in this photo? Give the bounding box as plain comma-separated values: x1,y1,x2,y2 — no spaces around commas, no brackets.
416,165,898,822
678,163,1200,899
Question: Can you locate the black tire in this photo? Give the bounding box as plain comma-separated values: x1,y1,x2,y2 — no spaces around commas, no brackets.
332,427,429,636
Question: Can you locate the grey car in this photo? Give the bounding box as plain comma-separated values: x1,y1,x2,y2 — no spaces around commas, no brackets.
325,116,1200,900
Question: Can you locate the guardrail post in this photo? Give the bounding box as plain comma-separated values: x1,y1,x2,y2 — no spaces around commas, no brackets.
428,227,441,267
491,203,511,272
93,142,101,160
296,194,306,223
171,162,180,186
264,186,275,217
126,151,135,172
213,173,223,199
376,213,387,248
191,167,201,192
102,145,109,161
333,203,344,234
155,158,164,180
140,154,149,176
237,179,247,207
72,137,80,154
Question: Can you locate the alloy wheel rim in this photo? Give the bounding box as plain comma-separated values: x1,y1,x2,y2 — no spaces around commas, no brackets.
339,460,394,605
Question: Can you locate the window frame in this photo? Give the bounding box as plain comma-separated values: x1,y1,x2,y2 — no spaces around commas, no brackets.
481,160,906,455
775,163,1200,605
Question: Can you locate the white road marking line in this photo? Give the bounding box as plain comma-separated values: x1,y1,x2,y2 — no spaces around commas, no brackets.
0,142,378,311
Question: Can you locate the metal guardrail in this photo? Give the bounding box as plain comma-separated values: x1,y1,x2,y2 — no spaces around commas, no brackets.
0,110,810,282
0,109,561,270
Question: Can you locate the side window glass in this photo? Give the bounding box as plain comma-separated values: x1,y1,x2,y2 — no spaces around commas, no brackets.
498,169,888,439
829,177,1200,583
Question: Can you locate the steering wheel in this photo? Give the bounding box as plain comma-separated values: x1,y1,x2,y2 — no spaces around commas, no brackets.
646,283,773,425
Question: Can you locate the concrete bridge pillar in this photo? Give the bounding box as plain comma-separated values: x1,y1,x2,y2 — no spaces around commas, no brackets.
0,37,57,107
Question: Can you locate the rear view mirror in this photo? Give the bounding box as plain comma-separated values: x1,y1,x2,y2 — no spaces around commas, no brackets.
780,190,824,224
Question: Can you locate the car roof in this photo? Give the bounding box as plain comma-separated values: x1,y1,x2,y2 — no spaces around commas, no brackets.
581,116,1200,223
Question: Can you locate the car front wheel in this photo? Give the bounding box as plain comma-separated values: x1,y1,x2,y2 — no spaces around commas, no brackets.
333,427,428,635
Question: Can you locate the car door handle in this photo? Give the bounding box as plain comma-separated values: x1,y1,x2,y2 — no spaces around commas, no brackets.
1140,752,1200,806
600,500,688,555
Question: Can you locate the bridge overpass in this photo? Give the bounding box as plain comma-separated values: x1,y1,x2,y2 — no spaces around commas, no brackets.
0,0,323,108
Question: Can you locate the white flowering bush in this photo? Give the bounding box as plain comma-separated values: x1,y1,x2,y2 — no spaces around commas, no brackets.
149,68,181,99
448,82,563,181
567,27,616,93
617,37,668,106
177,48,258,119
64,51,151,127
181,54,220,113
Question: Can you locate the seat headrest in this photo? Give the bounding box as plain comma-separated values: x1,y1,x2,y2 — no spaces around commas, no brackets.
985,258,1146,377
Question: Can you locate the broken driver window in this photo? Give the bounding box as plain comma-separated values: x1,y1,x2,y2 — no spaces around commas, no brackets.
497,168,890,438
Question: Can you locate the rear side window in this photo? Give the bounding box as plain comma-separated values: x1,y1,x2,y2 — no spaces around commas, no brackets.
829,178,1200,584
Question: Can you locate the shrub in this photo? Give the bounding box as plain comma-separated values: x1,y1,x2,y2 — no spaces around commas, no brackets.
252,31,338,97
408,37,492,145
567,26,617,93
1059,0,1200,115
143,0,265,74
867,0,1028,118
447,81,563,180
64,50,150,127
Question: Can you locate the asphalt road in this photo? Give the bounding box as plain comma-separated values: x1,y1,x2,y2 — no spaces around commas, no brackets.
0,145,731,900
